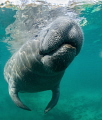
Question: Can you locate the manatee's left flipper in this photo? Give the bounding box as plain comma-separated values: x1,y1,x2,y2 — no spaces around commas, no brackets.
9,87,31,111
44,85,60,113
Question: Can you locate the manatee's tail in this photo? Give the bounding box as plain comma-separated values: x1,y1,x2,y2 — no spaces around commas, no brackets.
9,87,31,111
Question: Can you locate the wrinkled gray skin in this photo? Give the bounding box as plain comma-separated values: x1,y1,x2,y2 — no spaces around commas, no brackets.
4,17,83,113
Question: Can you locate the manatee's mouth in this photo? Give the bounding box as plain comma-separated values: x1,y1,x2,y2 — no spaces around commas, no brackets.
39,42,76,56
39,42,76,72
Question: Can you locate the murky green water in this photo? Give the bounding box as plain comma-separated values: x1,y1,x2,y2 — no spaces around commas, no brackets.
0,0,102,120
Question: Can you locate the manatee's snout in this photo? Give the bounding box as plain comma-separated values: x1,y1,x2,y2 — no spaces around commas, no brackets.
39,17,83,72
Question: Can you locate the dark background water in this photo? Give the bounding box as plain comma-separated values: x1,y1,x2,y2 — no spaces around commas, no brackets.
0,4,102,120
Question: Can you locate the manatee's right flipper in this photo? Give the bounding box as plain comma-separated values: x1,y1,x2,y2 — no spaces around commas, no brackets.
44,85,60,113
9,87,31,111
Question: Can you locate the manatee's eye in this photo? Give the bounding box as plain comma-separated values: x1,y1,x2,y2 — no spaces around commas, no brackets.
39,50,43,55
39,50,46,55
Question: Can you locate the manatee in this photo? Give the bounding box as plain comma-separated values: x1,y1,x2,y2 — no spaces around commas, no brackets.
4,16,83,113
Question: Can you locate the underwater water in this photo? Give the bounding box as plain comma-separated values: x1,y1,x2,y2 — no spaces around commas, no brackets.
0,0,102,120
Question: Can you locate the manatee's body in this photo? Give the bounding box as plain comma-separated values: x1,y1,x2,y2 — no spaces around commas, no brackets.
4,17,83,113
